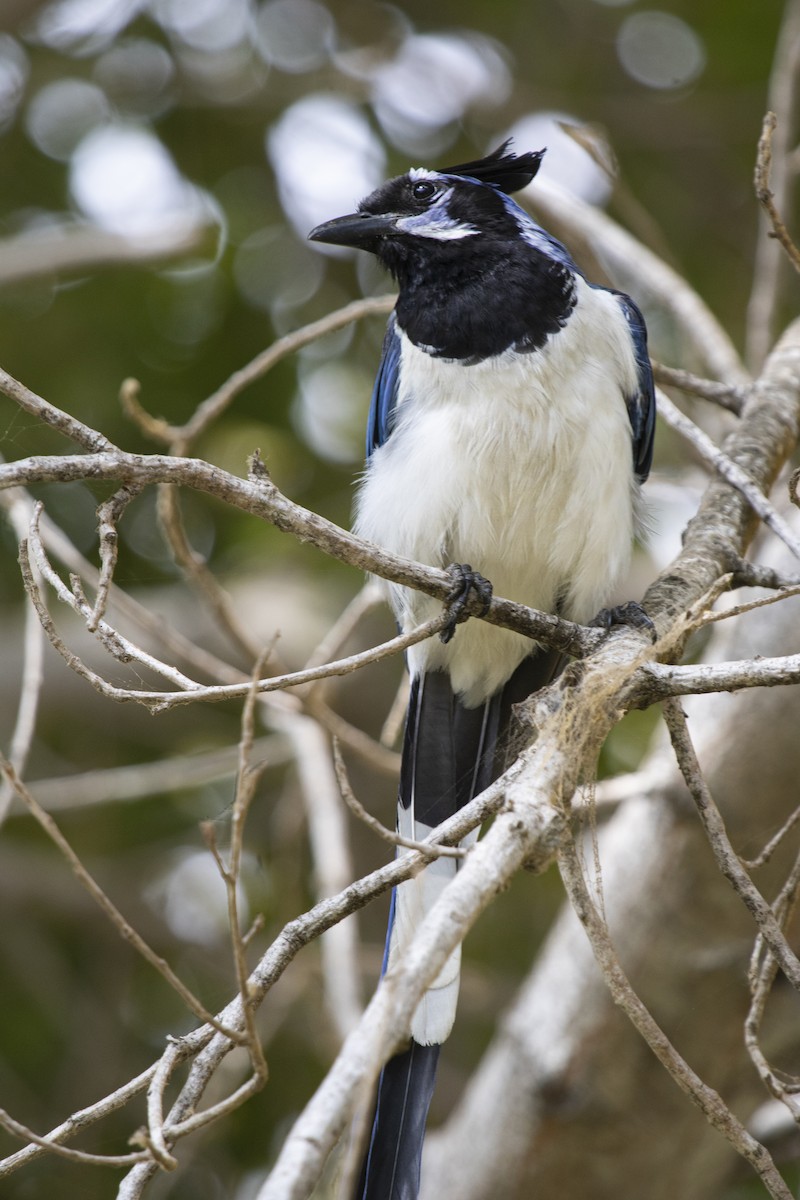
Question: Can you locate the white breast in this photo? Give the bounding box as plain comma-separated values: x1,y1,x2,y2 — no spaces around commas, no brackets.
354,279,641,706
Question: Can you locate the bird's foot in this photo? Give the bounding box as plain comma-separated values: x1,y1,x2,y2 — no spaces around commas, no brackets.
440,563,493,644
589,599,656,641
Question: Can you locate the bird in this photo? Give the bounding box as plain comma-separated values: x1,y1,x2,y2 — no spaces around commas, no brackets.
308,141,655,1200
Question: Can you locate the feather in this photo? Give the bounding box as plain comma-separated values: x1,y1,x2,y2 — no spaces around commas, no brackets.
438,139,545,195
356,653,562,1198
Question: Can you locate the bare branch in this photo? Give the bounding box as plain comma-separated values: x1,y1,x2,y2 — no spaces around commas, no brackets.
696,581,800,628
0,365,117,453
652,361,748,414
643,317,800,634
0,221,207,287
156,480,262,662
662,698,800,994
125,295,396,448
656,388,800,561
0,1068,157,1178
114,766,518,1197
208,654,271,1082
143,1044,181,1172
302,581,385,673
0,486,46,827
274,709,363,1041
22,734,289,814
745,850,800,1120
0,1108,148,1170
3,773,504,1181
0,450,597,659
642,652,800,698
557,824,793,1200
90,482,144,630
176,295,396,446
741,805,800,872
305,696,401,777
755,111,800,275
748,2,800,367
0,755,243,1042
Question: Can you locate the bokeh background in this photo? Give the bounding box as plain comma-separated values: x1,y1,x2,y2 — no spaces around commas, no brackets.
0,1,794,1197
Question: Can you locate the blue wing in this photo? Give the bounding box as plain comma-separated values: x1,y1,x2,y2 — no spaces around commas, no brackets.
614,291,656,483
366,312,402,458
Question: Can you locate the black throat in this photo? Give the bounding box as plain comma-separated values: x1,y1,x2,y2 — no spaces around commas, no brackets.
388,240,577,364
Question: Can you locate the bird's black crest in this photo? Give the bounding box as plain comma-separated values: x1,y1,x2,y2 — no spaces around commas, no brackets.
437,140,545,195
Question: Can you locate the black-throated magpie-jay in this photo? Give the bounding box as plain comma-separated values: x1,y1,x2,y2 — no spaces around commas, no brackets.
309,142,655,1200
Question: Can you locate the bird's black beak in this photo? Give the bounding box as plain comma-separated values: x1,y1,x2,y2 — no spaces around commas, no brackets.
308,211,398,249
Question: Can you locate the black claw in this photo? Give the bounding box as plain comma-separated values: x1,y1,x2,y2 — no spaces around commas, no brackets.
440,563,493,643
589,600,656,641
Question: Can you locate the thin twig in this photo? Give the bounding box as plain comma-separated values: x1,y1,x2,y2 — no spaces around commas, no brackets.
662,698,800,993
747,0,800,367
20,734,289,815
0,485,46,827
656,389,800,561
302,582,385,673
696,581,800,629
205,652,270,1082
0,755,244,1043
0,1066,158,1177
0,365,117,453
21,511,453,710
22,523,202,697
27,505,200,690
380,672,410,749
741,804,800,872
652,361,748,415
755,111,800,276
274,709,363,1040
305,696,401,776
157,481,262,663
332,739,464,860
0,1109,149,1169
176,295,396,446
143,1044,181,1171
745,849,800,1119
90,482,144,630
557,825,793,1200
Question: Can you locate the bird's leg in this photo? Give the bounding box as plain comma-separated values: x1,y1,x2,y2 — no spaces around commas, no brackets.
440,563,493,644
590,599,656,640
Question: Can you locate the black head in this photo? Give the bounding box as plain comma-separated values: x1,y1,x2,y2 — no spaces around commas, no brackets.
307,141,545,267
308,142,577,361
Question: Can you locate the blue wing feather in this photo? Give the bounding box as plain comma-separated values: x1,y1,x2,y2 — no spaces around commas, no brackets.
367,312,402,458
614,291,656,483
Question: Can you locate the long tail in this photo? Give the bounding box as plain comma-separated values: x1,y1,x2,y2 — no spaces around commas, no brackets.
355,652,562,1199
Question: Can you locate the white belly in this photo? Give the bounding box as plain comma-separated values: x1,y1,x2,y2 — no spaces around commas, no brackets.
354,288,640,705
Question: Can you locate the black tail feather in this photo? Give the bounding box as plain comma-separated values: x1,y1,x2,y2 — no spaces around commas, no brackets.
356,649,564,1199
355,1041,440,1200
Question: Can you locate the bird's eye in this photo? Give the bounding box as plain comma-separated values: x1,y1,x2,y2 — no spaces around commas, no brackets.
411,180,437,201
